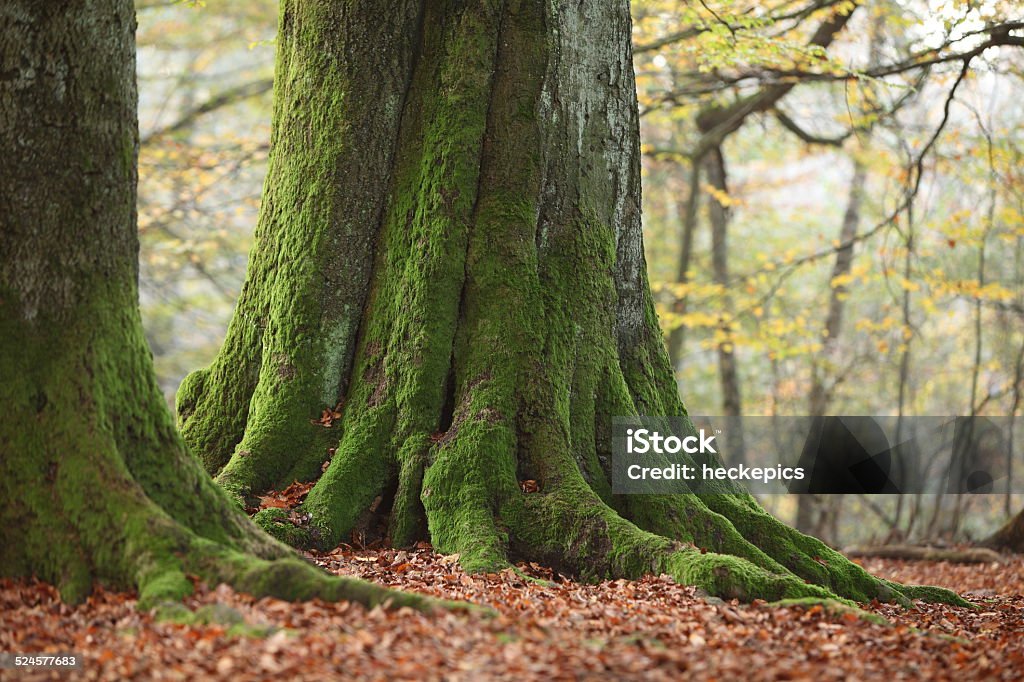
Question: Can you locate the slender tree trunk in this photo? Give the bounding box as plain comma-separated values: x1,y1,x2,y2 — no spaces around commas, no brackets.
666,158,701,369
177,0,959,605
1007,334,1024,519
1009,235,1024,517
797,159,867,537
808,161,866,417
0,0,437,613
705,145,746,464
953,217,990,536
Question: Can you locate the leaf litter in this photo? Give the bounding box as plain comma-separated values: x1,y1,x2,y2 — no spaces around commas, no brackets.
2,552,1023,680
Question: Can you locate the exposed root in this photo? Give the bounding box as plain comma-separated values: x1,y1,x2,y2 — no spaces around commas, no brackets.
135,524,471,615
421,415,519,574
700,494,903,603
896,583,973,607
255,402,967,608
846,544,1005,564
769,598,889,625
501,484,842,603
661,550,837,603
389,436,431,547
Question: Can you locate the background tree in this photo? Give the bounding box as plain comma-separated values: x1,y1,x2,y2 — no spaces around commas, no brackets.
984,506,1024,552
0,0,439,612
134,0,276,394
635,0,1024,544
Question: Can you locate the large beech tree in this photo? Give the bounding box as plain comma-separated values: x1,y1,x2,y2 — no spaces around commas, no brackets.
176,0,958,604
0,0,442,612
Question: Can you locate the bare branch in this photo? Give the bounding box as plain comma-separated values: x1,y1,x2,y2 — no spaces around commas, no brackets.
773,108,851,146
142,78,273,145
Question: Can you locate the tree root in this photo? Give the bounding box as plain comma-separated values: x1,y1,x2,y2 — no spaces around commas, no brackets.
503,485,847,603
846,544,1005,564
769,598,889,625
251,410,969,608
134,519,469,615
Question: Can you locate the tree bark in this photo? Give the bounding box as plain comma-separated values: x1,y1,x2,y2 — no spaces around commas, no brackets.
666,159,700,369
177,0,960,605
797,159,867,537
807,160,867,419
705,145,746,464
0,0,440,613
982,508,1024,553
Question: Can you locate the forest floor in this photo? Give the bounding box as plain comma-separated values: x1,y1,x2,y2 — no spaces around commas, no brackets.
1,547,1022,680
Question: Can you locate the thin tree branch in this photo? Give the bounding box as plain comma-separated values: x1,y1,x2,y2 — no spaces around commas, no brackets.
773,109,851,146
142,78,273,145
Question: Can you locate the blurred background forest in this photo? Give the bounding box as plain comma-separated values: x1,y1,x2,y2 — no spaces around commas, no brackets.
134,0,1023,549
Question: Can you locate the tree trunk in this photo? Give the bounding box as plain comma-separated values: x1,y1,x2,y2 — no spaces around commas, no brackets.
0,0,438,613
807,159,867,419
705,145,746,464
982,508,1024,553
797,159,867,538
666,158,700,369
177,0,958,605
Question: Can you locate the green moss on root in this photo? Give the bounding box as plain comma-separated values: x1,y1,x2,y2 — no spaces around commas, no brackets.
252,509,317,549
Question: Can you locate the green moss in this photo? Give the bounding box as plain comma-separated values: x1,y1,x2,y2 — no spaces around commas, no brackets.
253,508,315,549
423,414,518,573
193,603,246,626
770,598,887,625
176,315,263,476
389,435,430,547
176,0,432,497
151,602,195,623
662,550,838,603
155,602,280,638
898,583,972,608
271,0,509,552
174,368,208,426
137,568,193,610
300,411,394,549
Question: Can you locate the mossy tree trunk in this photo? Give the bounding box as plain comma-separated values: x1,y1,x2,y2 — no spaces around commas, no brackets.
179,0,959,605
0,0,439,613
983,508,1024,553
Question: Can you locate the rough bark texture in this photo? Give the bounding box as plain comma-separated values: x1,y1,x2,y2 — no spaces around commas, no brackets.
179,0,961,605
0,0,442,613
983,509,1024,553
175,0,424,501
